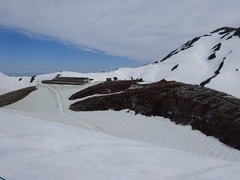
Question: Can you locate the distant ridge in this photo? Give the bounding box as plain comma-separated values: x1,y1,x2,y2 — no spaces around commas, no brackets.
1,27,240,98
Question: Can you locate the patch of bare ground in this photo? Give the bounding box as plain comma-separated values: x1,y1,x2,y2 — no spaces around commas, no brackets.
70,80,240,150
0,86,37,107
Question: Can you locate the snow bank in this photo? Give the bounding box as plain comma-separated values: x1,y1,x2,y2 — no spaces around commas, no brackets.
1,110,240,180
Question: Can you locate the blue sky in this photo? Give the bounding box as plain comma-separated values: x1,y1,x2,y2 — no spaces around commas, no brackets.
0,28,141,75
0,0,239,76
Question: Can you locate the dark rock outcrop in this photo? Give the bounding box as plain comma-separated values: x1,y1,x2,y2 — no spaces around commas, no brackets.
200,59,225,87
160,37,201,62
211,27,240,39
70,80,240,150
0,86,37,107
30,76,36,83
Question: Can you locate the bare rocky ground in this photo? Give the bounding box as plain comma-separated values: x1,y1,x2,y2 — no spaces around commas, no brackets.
70,80,240,150
0,86,37,107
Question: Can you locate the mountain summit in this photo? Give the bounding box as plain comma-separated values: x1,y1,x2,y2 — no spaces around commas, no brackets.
82,27,240,97
91,26,239,98
148,27,240,97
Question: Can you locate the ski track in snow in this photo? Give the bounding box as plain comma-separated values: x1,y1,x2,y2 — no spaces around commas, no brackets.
40,84,103,133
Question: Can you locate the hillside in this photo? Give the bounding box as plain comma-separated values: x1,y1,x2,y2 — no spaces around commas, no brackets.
1,81,240,162
2,110,240,180
65,27,240,97
1,27,240,99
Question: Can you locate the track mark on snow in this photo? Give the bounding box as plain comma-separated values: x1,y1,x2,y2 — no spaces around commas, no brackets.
40,84,103,133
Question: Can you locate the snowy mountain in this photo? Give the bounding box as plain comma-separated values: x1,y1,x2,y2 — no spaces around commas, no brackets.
61,27,240,97
1,27,240,179
89,26,240,97
2,79,240,162
155,27,240,97
1,27,240,98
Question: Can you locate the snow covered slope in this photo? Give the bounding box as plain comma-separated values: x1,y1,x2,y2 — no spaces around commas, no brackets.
156,27,240,98
1,110,240,180
1,27,240,179
0,72,58,95
4,83,240,162
1,27,240,97
0,72,32,95
66,27,240,97
78,27,240,97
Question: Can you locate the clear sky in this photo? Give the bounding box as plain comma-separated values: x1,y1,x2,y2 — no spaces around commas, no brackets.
0,0,239,75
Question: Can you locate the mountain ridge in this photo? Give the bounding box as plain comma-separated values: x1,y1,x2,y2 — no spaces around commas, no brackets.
1,27,240,98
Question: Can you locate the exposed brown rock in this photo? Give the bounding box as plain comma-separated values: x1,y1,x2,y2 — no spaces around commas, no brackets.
0,86,37,107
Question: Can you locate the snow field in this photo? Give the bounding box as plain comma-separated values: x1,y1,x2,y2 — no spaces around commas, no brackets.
4,84,240,162
1,110,240,180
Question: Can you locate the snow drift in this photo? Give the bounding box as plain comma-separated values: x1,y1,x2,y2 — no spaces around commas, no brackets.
1,110,240,180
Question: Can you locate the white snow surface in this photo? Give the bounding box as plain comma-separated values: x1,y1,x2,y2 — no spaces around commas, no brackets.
3,84,240,163
1,28,240,179
1,29,240,98
1,110,240,180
